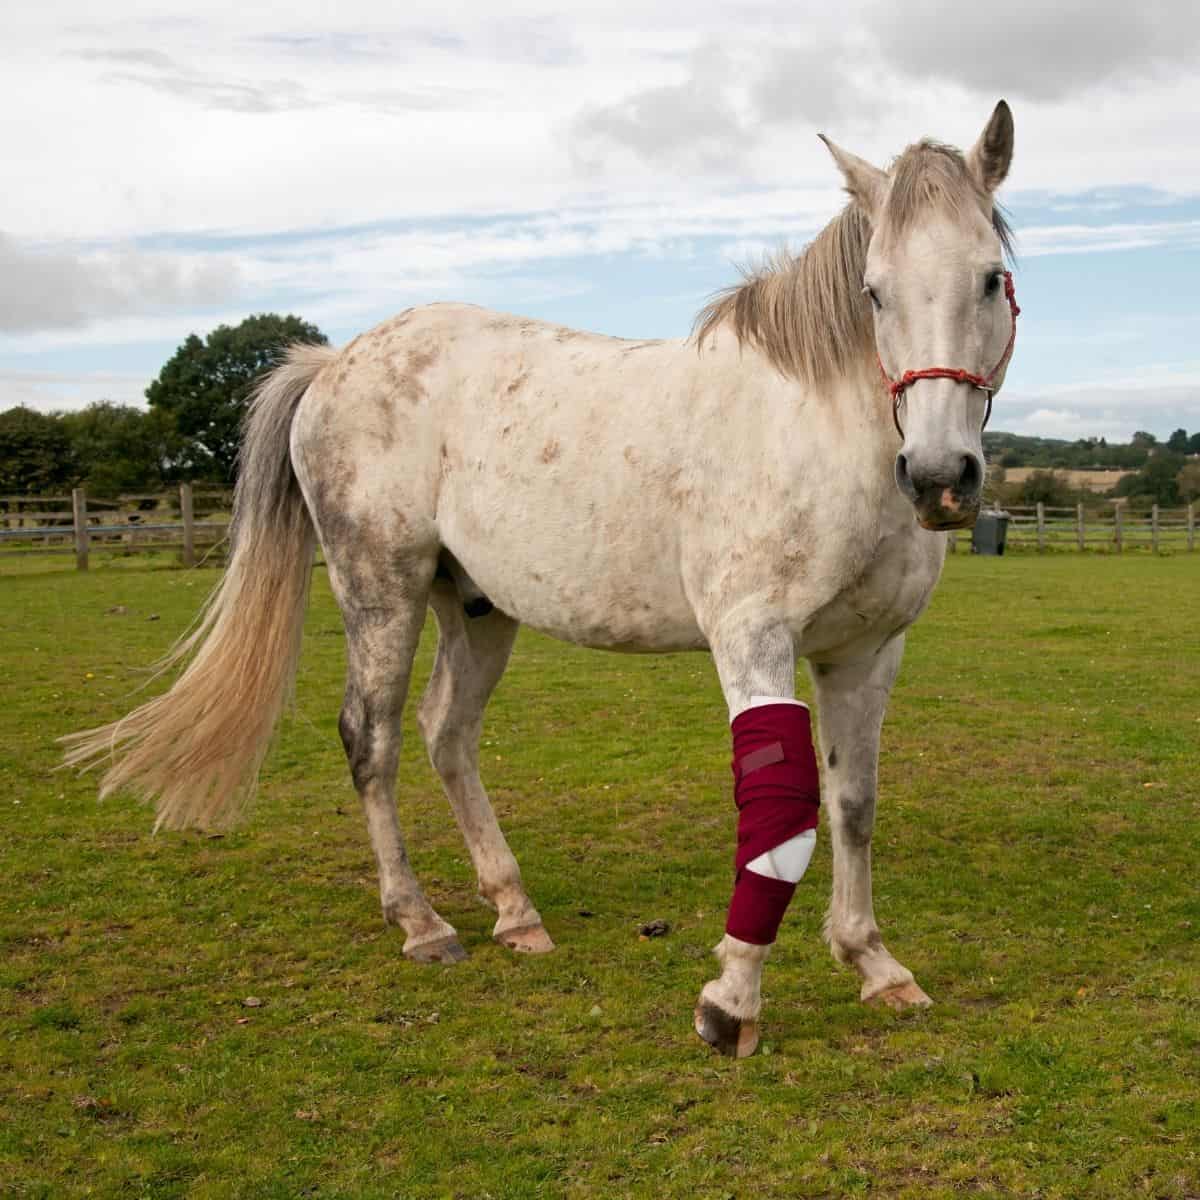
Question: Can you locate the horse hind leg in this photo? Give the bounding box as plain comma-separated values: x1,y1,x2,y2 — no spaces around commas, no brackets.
418,578,553,954
334,556,467,964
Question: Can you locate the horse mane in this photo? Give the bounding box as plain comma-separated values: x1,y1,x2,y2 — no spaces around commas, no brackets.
692,140,1015,385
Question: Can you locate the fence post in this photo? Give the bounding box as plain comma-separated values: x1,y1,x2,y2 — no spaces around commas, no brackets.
1036,501,1045,552
1152,503,1159,553
1189,503,1195,553
1077,502,1085,552
72,487,89,571
1114,502,1123,553
180,482,195,568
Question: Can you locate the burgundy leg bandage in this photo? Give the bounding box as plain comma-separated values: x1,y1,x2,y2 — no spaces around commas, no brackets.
724,703,821,945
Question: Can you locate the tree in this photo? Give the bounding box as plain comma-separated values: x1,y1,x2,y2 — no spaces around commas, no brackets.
1018,469,1076,507
1189,432,1200,455
1178,462,1200,503
146,314,327,484
0,407,77,494
1131,430,1157,449
59,402,182,496
1166,428,1189,454
1113,453,1186,506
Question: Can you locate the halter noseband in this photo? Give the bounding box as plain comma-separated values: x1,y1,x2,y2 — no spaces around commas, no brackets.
880,270,1020,439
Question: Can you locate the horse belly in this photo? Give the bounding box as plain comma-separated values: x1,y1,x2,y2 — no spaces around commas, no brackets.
436,470,705,652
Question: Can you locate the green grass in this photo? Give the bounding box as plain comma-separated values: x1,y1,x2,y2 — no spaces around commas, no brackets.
1,553,1197,1199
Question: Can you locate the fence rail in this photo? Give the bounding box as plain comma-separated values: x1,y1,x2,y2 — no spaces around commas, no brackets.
950,501,1196,553
0,485,231,567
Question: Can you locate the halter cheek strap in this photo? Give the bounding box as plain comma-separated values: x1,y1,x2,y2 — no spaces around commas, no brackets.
881,271,1020,439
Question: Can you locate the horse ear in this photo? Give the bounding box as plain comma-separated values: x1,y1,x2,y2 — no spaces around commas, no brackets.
819,134,887,219
967,100,1014,193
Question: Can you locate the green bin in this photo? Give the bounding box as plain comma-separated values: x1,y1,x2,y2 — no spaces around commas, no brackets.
971,510,1009,556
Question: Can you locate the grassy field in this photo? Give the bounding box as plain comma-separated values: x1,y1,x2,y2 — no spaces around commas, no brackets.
1,551,1197,1199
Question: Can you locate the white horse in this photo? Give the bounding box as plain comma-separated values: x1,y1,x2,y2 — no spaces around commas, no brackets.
66,102,1017,1057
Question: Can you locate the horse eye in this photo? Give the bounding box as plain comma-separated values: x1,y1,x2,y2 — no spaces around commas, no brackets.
984,271,1003,297
862,284,882,312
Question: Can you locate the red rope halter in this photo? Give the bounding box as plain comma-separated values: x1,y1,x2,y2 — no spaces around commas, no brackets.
881,270,1020,439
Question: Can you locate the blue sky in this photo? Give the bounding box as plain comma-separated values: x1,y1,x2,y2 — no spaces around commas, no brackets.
3,2,1199,441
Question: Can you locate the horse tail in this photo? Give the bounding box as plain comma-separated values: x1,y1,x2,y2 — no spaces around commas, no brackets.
61,342,339,831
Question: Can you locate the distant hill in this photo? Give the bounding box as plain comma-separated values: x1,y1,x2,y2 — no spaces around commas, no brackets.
984,428,1200,507
983,432,1155,470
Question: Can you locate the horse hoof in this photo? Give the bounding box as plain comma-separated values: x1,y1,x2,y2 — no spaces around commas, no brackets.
694,1001,759,1058
405,935,469,965
866,981,933,1011
495,923,556,954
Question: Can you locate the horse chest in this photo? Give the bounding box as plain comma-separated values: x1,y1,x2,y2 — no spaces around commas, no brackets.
794,527,945,661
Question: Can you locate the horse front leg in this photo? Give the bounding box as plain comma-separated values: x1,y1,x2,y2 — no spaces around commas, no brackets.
810,638,932,1009
695,619,819,1057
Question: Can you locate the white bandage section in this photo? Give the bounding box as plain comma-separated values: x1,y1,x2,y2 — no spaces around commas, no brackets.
739,695,817,884
745,829,817,882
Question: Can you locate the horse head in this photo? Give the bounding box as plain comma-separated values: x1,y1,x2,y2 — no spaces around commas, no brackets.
822,101,1016,530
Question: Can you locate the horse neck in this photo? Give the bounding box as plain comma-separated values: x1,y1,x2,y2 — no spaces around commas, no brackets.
810,350,906,504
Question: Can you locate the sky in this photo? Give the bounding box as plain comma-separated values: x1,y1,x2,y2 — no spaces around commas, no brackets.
2,1,1199,442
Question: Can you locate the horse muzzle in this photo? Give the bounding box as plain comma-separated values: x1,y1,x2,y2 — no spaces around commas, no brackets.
895,451,983,531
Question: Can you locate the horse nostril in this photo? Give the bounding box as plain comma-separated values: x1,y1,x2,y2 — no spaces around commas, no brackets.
957,454,983,495
894,453,916,499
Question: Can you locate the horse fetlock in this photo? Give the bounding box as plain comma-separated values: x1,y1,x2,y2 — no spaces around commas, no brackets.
841,937,927,1006
828,920,884,967
492,897,541,934
701,940,765,1023
382,894,452,937
478,876,533,921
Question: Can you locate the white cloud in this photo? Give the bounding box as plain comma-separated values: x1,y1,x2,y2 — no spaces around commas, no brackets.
3,2,1199,243
1018,219,1200,257
866,0,1200,102
1000,384,1200,441
0,234,240,333
0,369,148,413
571,44,748,172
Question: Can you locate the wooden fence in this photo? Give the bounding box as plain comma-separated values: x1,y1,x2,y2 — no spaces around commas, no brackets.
3,490,1195,568
950,501,1196,553
0,486,232,568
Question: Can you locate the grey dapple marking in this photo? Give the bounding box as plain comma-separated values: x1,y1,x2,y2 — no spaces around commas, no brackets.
64,102,1017,1054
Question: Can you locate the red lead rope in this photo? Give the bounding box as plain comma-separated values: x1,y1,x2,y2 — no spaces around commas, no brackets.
881,270,1020,438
